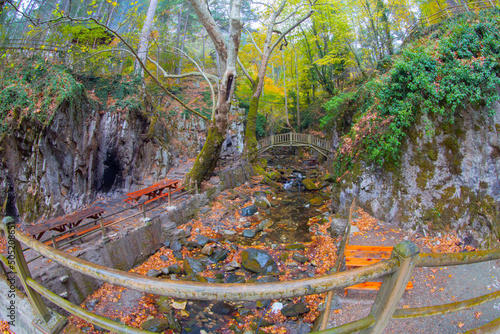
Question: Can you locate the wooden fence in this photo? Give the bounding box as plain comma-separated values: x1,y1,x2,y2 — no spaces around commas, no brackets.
1,203,499,333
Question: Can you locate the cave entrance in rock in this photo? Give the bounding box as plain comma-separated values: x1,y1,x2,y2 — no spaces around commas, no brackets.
101,150,123,192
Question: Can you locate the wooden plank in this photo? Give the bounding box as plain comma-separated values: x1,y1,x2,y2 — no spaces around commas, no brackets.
43,233,76,246
345,281,413,291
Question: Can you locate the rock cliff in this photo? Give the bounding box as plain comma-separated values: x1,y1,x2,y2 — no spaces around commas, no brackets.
332,102,500,246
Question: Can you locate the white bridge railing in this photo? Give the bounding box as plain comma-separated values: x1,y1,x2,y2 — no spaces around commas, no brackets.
257,132,330,157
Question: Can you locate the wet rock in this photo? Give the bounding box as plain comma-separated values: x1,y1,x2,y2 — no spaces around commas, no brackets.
85,298,100,313
156,296,171,313
223,229,237,235
195,235,210,247
253,191,268,198
141,318,169,332
302,179,318,190
292,253,308,263
160,255,170,262
242,229,256,238
254,197,270,209
240,204,258,217
281,301,310,317
182,274,207,282
170,240,183,252
160,267,169,275
173,251,183,260
210,249,229,263
330,218,348,238
257,219,273,232
243,221,252,227
147,269,162,277
308,197,324,206
186,241,200,249
199,206,211,216
283,322,312,334
320,173,335,183
266,171,281,181
171,300,187,310
171,229,186,240
163,240,171,248
285,243,306,250
166,313,182,332
201,244,213,256
263,176,281,189
255,276,278,283
167,264,183,274
225,273,246,283
241,248,279,274
224,260,240,271
211,301,235,315
183,257,204,275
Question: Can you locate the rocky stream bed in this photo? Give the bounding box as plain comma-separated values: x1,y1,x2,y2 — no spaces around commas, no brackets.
65,157,342,334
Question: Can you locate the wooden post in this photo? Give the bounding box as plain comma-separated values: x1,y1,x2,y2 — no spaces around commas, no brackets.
168,189,172,206
1,217,52,322
142,204,147,219
360,241,420,334
99,217,109,243
51,234,58,249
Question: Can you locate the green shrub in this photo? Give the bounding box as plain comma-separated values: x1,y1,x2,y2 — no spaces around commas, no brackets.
330,10,500,176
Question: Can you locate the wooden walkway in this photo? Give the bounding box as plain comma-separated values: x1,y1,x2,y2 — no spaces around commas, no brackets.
257,132,331,157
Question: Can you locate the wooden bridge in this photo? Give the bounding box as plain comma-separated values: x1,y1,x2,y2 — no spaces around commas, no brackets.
257,132,331,157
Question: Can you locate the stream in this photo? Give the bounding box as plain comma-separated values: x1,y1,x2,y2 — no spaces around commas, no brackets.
73,157,338,334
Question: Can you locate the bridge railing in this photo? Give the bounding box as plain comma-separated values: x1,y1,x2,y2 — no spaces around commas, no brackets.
404,0,499,42
257,132,330,154
1,213,500,334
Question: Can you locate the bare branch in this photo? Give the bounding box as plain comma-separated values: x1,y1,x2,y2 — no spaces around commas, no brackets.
188,0,228,70
237,57,255,86
243,26,262,56
65,16,210,121
270,9,313,54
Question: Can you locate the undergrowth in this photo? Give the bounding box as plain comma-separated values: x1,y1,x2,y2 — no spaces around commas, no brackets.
0,56,85,134
324,9,500,177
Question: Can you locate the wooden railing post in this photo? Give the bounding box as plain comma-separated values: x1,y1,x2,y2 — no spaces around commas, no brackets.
360,241,420,334
1,217,52,323
99,217,109,243
168,189,172,206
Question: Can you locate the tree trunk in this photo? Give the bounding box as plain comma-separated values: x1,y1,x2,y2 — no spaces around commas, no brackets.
295,44,300,132
244,81,261,163
134,0,159,77
184,0,242,187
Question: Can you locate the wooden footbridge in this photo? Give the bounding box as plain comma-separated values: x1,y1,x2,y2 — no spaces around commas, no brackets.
257,132,331,157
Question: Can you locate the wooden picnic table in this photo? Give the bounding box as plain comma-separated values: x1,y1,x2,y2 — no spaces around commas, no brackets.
124,179,182,205
24,206,105,241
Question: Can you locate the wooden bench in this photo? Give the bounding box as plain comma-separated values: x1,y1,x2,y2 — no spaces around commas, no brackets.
344,244,413,295
143,186,185,205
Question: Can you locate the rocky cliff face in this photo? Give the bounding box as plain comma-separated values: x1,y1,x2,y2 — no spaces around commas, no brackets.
0,89,174,223
332,102,500,246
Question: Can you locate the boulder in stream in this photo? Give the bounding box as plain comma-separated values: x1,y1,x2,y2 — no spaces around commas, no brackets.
240,204,258,217
241,248,279,274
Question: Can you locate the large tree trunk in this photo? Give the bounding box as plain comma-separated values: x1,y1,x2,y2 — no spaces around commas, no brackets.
244,81,260,163
134,0,159,77
184,0,242,187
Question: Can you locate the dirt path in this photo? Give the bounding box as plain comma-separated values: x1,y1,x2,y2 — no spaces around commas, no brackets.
326,217,500,333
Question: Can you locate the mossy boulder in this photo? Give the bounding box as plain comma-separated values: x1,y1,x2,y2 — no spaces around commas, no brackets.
302,179,318,190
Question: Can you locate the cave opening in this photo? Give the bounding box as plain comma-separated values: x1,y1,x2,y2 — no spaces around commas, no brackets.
101,150,123,192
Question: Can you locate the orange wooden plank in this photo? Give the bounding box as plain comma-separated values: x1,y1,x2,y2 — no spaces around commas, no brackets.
345,281,413,291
